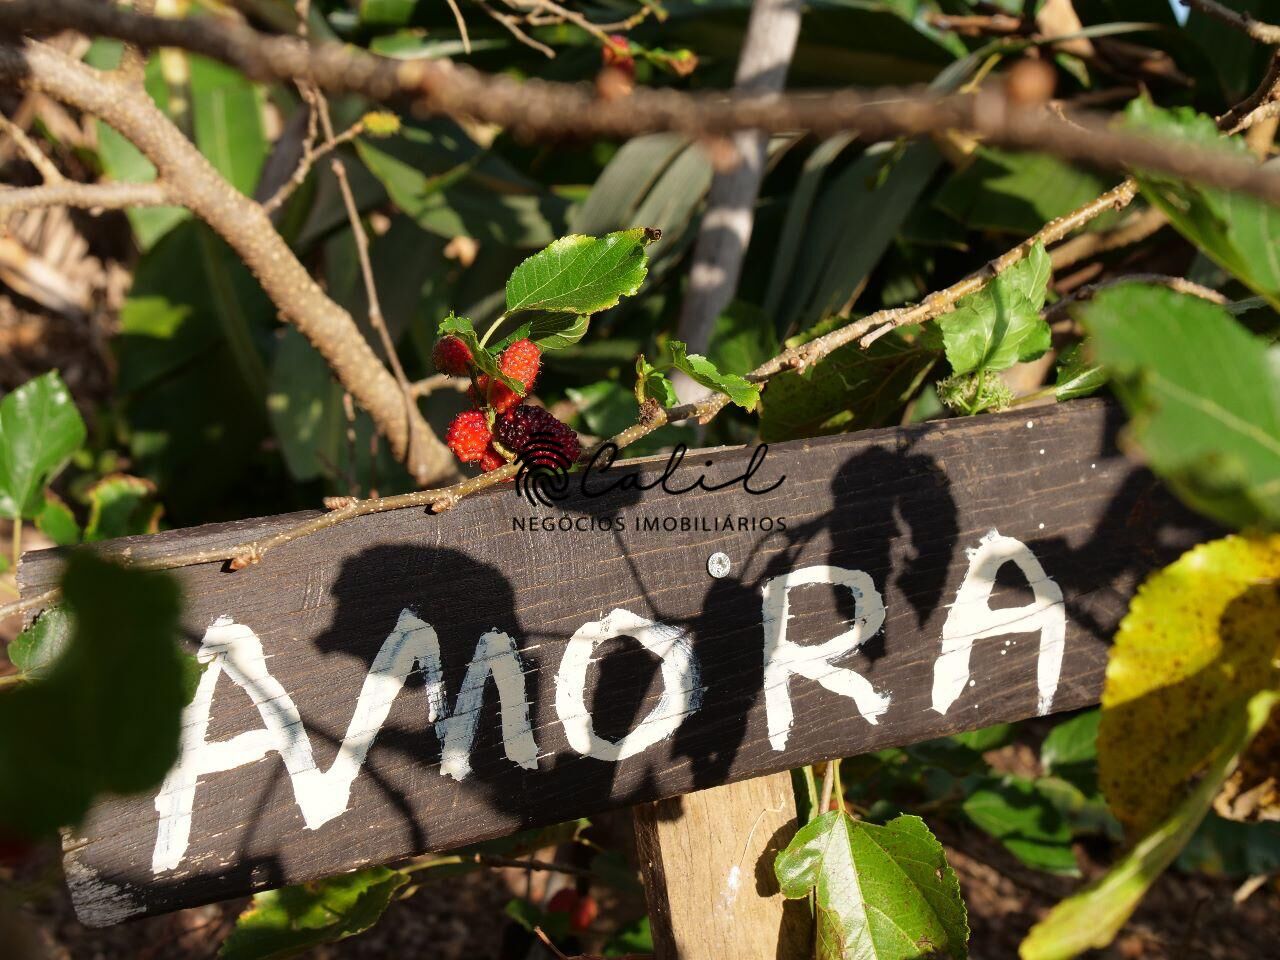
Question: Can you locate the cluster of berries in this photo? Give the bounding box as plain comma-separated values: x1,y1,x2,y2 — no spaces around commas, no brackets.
435,335,582,473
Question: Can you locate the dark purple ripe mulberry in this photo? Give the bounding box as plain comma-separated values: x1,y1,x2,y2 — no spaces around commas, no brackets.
495,405,582,467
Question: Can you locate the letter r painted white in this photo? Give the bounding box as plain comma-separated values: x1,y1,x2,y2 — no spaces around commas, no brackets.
153,611,538,874
762,565,891,751
931,530,1066,717
555,608,702,762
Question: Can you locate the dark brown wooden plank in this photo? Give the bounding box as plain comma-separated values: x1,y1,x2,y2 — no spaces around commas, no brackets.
21,399,1209,925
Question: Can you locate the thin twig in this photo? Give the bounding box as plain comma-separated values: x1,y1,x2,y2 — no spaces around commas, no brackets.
0,179,170,212
260,116,362,213
410,373,470,397
446,0,472,54
1230,97,1280,135
1043,272,1229,324
1182,0,1280,45
11,3,1280,204
0,112,63,182
473,0,557,58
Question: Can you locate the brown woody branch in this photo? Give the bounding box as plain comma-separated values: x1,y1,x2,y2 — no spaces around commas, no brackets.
0,39,457,487
0,179,171,211
8,1,1280,204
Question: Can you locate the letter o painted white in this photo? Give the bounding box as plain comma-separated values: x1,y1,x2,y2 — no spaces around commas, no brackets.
555,608,702,762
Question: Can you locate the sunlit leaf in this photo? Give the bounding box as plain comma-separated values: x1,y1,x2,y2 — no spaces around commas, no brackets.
1097,534,1280,838
0,371,86,520
34,493,79,546
1081,284,1280,530
506,230,654,315
1021,689,1278,960
775,810,968,959
220,866,409,959
666,340,759,411
1053,343,1106,402
939,243,1052,376
962,777,1079,876
84,475,162,542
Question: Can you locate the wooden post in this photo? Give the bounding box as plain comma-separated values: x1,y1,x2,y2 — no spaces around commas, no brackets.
634,772,811,960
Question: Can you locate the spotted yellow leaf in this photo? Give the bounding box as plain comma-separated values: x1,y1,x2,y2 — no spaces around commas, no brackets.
1098,534,1280,838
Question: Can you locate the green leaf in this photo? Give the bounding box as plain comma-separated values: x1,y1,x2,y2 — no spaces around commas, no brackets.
759,329,937,442
775,811,968,960
666,340,760,411
604,917,653,956
935,149,1116,237
634,356,679,410
8,606,72,681
189,56,268,197
0,371,86,520
1122,100,1280,308
962,777,1079,876
1053,343,1107,401
220,867,409,959
0,553,186,834
504,897,571,942
939,243,1052,376
84,475,162,542
526,312,591,350
1097,534,1280,839
1041,710,1100,777
1020,689,1278,960
34,493,80,546
1081,284,1280,530
267,327,345,483
506,230,654,315
951,723,1015,753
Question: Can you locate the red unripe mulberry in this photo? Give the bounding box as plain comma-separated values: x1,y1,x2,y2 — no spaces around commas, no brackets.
468,374,522,414
499,338,541,391
432,335,473,376
445,409,492,463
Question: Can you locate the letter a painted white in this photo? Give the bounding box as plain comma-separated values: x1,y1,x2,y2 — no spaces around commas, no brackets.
556,608,701,762
762,565,891,751
153,611,537,873
931,529,1066,717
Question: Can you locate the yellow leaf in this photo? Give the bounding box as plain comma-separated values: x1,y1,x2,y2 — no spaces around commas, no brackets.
1098,534,1280,837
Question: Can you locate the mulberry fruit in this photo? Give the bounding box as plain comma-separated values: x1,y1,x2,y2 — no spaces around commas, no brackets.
445,409,492,463
495,405,582,467
499,338,541,391
468,374,522,414
479,446,506,473
432,335,473,376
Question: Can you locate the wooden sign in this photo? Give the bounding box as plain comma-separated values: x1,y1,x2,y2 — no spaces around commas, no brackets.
19,399,1208,926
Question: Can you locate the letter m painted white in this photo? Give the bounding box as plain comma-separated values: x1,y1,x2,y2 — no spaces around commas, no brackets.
152,610,538,873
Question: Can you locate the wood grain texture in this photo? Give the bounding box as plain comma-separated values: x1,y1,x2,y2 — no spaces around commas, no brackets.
18,399,1210,924
633,771,810,960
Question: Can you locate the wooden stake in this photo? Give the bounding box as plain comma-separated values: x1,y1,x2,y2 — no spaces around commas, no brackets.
634,772,811,960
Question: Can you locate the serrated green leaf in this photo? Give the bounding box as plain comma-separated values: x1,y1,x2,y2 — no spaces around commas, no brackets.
666,340,759,411
1053,343,1107,402
939,243,1052,376
1081,284,1280,530
775,811,968,960
8,606,72,681
0,553,186,834
34,493,79,546
962,777,1079,876
84,475,162,542
506,230,652,315
0,371,86,520
220,866,409,959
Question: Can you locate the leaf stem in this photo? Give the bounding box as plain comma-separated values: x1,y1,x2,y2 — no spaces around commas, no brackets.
832,758,846,815
478,313,508,349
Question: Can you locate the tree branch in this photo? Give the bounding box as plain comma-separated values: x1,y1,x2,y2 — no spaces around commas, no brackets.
1183,0,1280,46
0,179,170,211
0,39,457,486
8,1,1280,204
